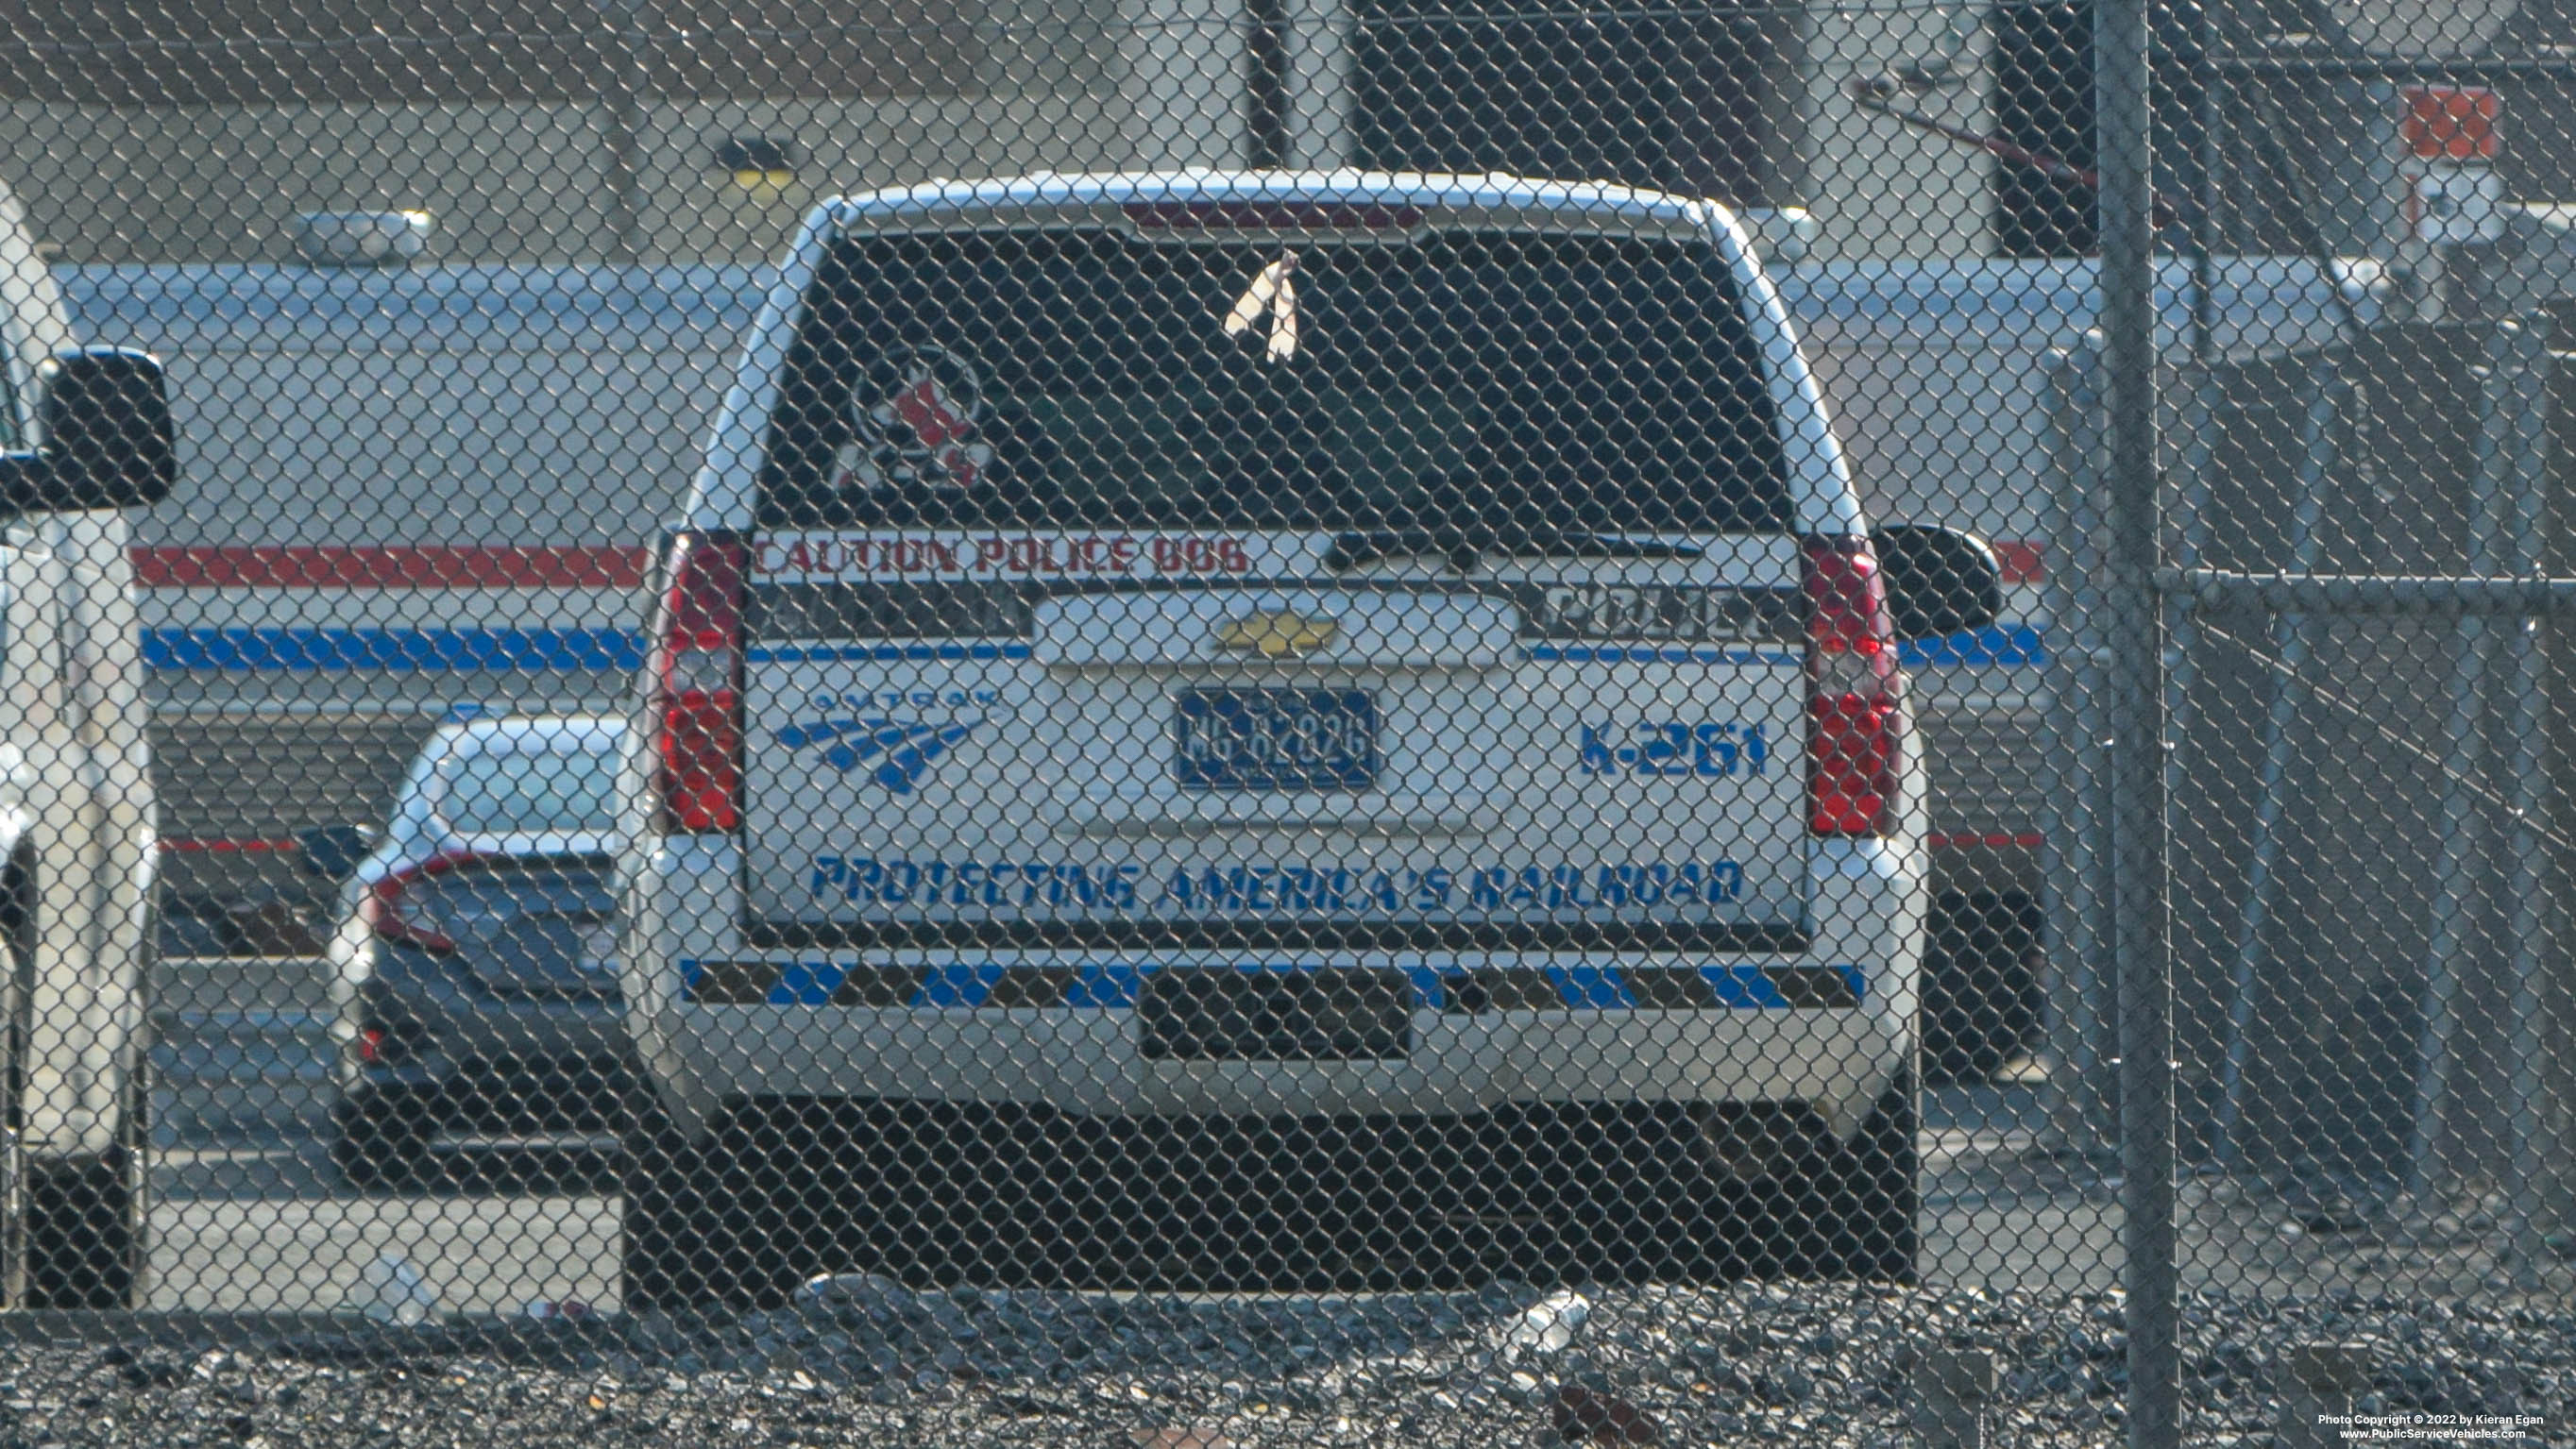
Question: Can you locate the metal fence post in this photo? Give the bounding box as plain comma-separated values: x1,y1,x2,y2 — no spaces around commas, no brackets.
2095,0,2179,1441
2410,315,2546,1203
1,1125,19,1308
2041,341,2114,1155
2211,360,2347,1169
2408,549,2499,1197
2493,327,2555,1285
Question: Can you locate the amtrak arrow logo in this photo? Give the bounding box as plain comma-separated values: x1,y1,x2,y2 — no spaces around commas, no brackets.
776,716,985,794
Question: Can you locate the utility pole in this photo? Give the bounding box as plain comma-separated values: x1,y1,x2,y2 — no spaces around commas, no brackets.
594,0,651,265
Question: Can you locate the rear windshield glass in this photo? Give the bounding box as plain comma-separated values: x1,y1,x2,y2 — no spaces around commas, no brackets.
438,747,617,835
757,227,1789,533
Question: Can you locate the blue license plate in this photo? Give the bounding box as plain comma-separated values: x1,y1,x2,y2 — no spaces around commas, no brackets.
1173,688,1378,791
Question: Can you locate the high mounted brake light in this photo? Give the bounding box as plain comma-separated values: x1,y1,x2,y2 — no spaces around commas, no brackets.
650,531,747,834
1804,536,1904,836
1122,201,1425,231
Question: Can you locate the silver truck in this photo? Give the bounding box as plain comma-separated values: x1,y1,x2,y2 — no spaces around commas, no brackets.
1,177,179,1307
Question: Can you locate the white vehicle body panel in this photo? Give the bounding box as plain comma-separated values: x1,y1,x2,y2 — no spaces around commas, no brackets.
0,177,158,1166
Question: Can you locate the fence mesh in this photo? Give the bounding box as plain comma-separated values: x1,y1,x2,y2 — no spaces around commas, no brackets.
0,0,2571,1444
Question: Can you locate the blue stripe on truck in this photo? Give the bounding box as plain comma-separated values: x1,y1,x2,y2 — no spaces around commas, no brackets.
146,627,647,672
1898,624,2045,668
149,626,2048,671
681,960,1864,1009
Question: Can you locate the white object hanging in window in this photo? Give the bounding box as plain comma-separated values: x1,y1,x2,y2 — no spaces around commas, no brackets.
1223,250,1300,362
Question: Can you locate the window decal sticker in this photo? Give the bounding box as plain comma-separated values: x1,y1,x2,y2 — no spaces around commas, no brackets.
835,344,995,493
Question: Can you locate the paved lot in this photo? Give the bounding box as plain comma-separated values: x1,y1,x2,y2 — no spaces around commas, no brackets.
144,960,2570,1318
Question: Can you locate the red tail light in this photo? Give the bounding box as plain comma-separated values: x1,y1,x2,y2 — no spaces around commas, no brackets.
651,531,748,834
359,850,482,954
1804,536,1904,836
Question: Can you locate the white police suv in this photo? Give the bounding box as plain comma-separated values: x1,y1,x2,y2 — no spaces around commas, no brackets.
615,173,2000,1306
1,175,178,1307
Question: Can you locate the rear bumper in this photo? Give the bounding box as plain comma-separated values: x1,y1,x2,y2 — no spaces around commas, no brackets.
331,944,633,1093
649,996,1906,1134
622,835,1925,1143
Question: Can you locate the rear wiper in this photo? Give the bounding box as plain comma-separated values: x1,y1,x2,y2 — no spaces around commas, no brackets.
1324,529,1703,572
1324,529,1477,572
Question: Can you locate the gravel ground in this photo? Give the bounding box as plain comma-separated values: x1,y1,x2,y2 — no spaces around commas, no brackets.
3,1282,2568,1447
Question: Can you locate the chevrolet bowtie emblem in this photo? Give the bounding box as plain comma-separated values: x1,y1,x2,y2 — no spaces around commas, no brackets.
1213,610,1340,659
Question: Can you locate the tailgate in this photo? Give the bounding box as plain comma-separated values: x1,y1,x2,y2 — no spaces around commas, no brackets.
739,531,1809,951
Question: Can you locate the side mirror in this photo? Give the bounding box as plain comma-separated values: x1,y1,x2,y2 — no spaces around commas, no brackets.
1872,524,2004,644
0,348,178,514
296,824,380,883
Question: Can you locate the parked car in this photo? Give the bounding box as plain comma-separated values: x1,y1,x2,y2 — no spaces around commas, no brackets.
323,715,631,1187
610,172,2004,1305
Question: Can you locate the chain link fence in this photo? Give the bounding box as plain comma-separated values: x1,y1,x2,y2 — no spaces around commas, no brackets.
0,0,2571,1444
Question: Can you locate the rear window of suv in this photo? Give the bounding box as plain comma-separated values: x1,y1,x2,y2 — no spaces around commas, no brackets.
437,745,618,835
757,227,1790,534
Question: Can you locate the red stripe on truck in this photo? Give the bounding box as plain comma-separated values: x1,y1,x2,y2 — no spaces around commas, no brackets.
135,546,652,589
